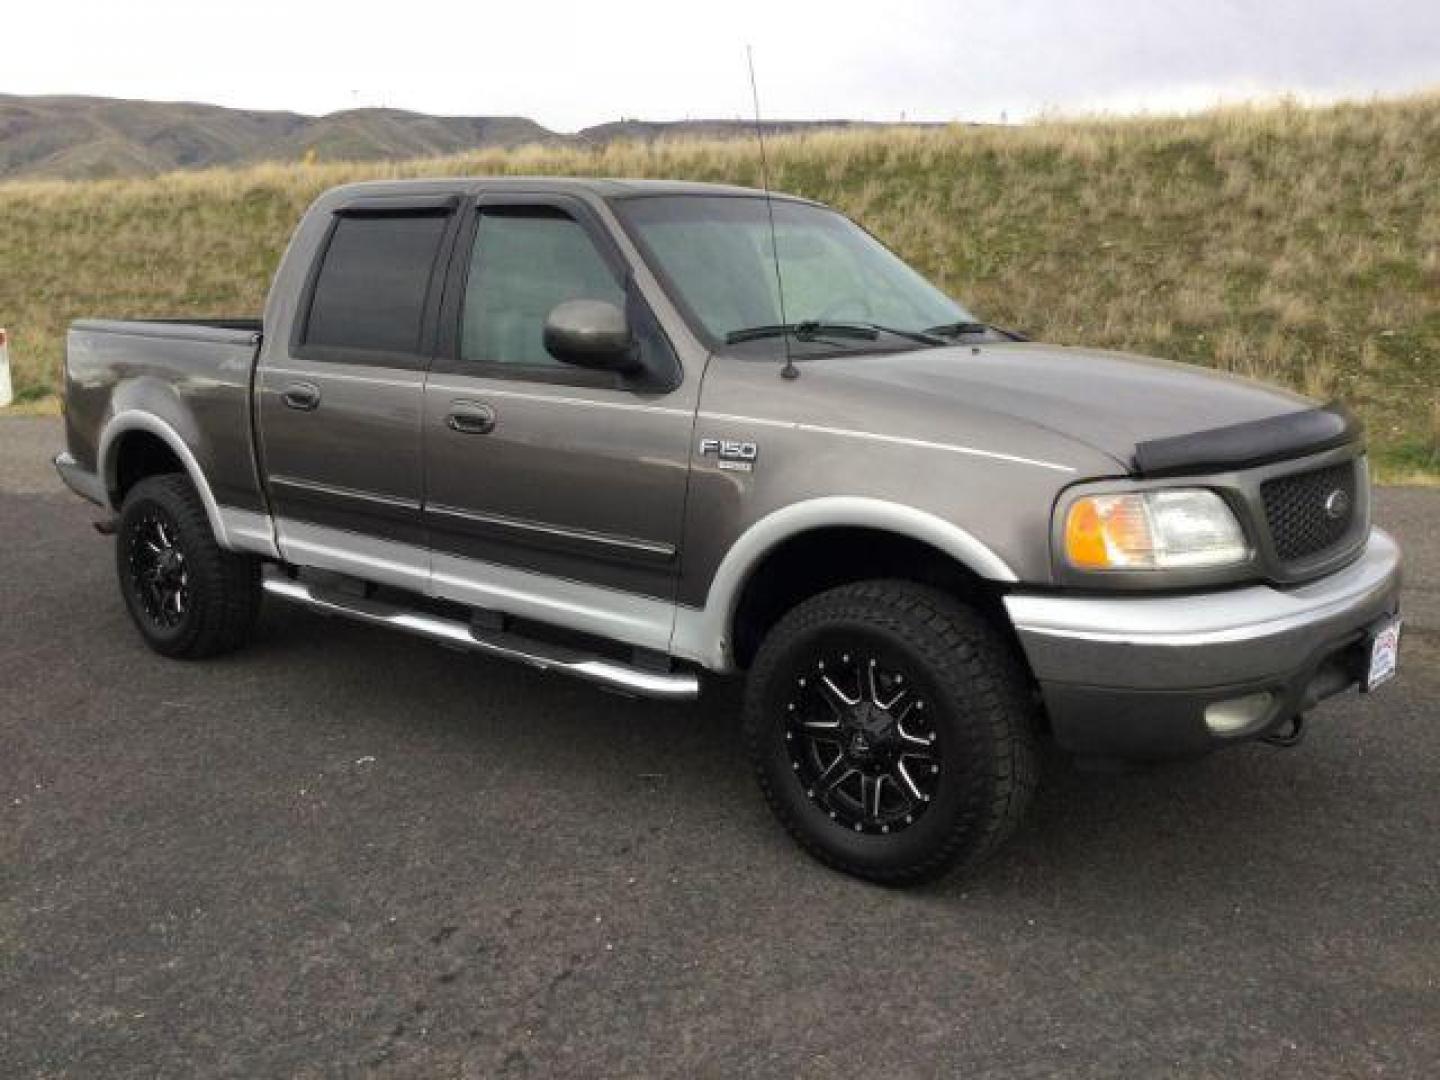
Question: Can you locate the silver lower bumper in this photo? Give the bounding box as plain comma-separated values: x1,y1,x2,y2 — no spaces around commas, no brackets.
1005,528,1403,757
53,451,108,508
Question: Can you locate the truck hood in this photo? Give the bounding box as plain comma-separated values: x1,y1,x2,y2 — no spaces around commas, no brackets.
801,342,1320,472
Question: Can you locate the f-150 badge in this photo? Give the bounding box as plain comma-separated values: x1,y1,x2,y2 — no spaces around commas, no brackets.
699,438,759,472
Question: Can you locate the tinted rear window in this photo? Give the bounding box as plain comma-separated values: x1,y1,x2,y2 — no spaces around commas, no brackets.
305,213,449,354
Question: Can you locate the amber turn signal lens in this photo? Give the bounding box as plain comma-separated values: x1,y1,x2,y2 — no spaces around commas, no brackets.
1064,497,1113,568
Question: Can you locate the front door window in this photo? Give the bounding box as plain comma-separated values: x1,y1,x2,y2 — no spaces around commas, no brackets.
461,208,625,369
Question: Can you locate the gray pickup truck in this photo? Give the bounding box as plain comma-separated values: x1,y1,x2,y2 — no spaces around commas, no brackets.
55,177,1404,883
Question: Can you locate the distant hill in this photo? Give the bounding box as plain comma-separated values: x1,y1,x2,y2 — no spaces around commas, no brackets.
0,96,562,180
0,95,945,181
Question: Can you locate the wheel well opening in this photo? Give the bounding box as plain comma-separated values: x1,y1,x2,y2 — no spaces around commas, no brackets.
112,431,185,504
730,527,1009,670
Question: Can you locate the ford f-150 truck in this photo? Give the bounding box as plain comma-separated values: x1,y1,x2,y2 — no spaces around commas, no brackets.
55,178,1404,883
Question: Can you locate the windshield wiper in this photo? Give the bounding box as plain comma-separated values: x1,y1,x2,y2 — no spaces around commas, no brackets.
924,320,1030,342
725,321,880,345
851,322,950,346
725,320,952,347
923,320,992,338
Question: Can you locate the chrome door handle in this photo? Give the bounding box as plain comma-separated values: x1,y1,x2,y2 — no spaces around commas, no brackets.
281,381,321,411
446,401,496,435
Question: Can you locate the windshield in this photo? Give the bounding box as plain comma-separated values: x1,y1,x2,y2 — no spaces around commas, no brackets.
614,195,975,349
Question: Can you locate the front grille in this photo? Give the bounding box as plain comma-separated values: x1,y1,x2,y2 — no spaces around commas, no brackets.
1260,461,1359,563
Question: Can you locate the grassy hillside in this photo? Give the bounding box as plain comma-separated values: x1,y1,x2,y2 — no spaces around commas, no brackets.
1,93,1436,477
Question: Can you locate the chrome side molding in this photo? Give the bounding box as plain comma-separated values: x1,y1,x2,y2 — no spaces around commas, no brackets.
261,569,700,701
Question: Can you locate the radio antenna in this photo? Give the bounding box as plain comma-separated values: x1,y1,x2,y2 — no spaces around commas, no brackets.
747,45,798,381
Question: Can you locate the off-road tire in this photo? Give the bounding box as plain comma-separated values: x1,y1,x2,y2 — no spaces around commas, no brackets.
116,474,261,659
743,580,1039,884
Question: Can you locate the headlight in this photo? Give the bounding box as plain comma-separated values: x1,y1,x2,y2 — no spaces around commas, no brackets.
1063,489,1248,571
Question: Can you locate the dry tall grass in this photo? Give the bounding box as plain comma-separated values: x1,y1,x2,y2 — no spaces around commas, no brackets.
1,93,1436,475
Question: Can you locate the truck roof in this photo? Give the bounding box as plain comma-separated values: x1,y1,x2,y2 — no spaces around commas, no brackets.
318,176,816,204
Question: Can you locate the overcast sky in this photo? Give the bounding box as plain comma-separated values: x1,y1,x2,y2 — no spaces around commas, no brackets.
6,0,1438,130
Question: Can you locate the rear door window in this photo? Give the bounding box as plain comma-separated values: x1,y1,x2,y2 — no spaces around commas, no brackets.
304,212,450,356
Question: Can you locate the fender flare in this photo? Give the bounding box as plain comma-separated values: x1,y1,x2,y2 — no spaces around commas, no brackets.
98,411,278,557
670,496,1018,671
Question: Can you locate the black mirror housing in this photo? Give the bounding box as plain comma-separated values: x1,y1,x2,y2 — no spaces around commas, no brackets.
543,299,640,373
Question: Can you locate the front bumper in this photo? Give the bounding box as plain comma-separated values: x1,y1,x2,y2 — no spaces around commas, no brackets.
1005,528,1403,759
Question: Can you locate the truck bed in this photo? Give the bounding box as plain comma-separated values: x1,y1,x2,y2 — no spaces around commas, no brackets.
63,316,267,515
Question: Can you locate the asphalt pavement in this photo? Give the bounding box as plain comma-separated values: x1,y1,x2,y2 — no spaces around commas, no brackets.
2,416,1437,1078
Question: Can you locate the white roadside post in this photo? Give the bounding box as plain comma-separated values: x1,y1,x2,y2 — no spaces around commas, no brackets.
0,328,12,407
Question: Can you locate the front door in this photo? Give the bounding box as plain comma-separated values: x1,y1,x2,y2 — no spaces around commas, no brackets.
421,195,696,652
257,195,459,592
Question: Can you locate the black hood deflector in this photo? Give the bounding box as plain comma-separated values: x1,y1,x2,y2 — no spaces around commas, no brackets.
1132,404,1362,477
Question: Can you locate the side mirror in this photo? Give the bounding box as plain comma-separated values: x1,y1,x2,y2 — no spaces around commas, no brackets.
543,299,640,373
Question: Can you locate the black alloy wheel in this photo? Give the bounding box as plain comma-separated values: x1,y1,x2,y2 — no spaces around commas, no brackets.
784,645,943,835
126,506,191,629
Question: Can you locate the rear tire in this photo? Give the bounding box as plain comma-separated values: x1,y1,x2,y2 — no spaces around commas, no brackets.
743,580,1038,885
116,474,261,659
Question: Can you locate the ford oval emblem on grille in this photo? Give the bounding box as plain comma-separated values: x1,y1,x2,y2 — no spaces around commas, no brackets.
1323,488,1351,520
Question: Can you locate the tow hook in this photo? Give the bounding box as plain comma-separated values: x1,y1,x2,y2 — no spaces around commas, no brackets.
1261,714,1306,748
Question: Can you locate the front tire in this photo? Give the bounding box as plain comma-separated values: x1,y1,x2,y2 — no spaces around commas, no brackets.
116,474,261,659
743,580,1038,885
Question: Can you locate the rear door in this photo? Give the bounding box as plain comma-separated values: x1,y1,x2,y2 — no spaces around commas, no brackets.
257,194,460,591
421,193,697,651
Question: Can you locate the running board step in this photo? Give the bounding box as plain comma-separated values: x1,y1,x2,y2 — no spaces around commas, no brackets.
261,570,700,701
